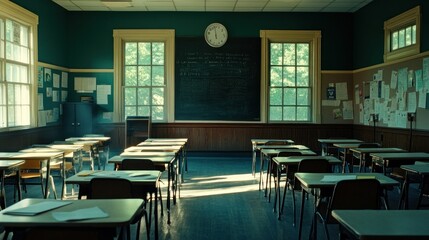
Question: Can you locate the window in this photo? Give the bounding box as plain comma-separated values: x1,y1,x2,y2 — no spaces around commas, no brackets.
384,6,420,62
0,1,38,130
113,30,175,122
260,30,321,123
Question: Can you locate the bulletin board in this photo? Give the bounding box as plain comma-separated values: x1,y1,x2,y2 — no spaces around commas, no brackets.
353,55,429,130
37,66,69,127
320,72,354,124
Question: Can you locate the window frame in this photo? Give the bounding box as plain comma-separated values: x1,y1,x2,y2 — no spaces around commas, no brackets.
260,30,321,123
384,6,420,62
113,29,175,123
0,0,38,131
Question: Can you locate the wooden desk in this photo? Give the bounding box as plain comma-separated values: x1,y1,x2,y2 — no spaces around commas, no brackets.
0,160,25,209
125,145,182,152
370,152,429,174
250,139,295,176
0,198,144,240
295,172,399,240
119,151,178,225
350,148,406,172
332,209,429,240
64,139,101,170
0,152,64,199
333,143,369,173
271,155,341,220
318,139,363,156
399,163,429,209
260,148,316,201
66,170,161,239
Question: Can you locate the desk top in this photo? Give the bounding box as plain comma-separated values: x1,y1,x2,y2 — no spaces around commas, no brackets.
401,163,429,175
272,155,341,165
0,160,25,170
295,172,399,189
66,170,161,186
350,148,405,154
318,139,363,144
66,137,111,142
120,151,176,158
332,210,429,239
333,143,363,149
146,138,188,143
0,198,143,228
108,155,175,164
261,149,317,157
0,152,63,160
137,141,186,147
124,145,182,152
256,144,309,151
250,139,295,145
370,152,429,160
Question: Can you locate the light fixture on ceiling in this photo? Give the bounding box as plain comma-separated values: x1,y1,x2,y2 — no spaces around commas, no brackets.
101,0,132,8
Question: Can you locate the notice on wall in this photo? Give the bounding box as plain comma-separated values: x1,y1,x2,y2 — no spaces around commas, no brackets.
342,100,353,120
96,85,111,105
335,82,348,100
74,77,96,93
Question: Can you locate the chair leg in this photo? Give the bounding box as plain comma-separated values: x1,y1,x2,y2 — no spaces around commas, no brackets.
291,188,296,226
49,175,58,199
323,221,330,240
158,188,164,216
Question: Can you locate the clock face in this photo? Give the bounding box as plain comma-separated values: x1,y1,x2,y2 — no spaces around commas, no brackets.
204,23,228,48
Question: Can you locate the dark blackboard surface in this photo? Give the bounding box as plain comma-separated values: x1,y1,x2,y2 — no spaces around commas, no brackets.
175,37,261,121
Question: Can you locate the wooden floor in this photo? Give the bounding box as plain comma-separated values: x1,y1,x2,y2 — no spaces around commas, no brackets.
2,153,425,240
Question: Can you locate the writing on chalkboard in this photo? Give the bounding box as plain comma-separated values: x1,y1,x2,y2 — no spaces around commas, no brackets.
175,37,261,121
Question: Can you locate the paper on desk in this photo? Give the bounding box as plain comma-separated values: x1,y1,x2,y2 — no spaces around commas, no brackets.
3,201,72,216
52,206,109,221
321,175,356,182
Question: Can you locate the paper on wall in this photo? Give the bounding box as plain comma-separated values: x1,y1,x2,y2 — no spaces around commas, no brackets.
407,92,417,113
342,100,353,120
335,82,348,100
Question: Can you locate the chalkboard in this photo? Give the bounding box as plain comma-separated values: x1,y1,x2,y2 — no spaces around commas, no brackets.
175,37,261,121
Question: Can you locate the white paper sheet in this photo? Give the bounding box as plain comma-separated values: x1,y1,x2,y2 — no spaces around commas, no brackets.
4,201,71,216
52,207,108,221
321,175,356,182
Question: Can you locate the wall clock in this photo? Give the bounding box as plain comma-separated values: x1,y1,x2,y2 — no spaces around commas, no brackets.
204,23,228,48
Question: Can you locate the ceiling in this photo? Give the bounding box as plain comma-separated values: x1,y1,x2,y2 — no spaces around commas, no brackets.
52,0,373,12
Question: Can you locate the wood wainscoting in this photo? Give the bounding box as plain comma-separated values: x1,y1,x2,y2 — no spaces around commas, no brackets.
95,123,354,153
0,125,63,151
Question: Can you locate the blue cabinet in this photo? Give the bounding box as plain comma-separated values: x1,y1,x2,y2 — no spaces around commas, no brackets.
62,102,93,138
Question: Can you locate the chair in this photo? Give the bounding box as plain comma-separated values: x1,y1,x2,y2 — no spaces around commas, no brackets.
18,160,58,199
346,143,380,173
87,178,148,240
270,151,301,205
84,134,110,170
314,179,381,240
121,159,164,218
289,159,331,228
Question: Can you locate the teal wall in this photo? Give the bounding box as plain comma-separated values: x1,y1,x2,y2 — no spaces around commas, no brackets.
353,0,429,69
11,0,68,67
65,11,353,70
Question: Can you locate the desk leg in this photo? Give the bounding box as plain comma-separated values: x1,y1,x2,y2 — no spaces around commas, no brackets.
259,151,264,191
0,170,6,209
398,172,409,209
61,154,66,200
44,160,51,199
167,163,171,225
155,185,159,240
298,188,306,240
265,157,272,200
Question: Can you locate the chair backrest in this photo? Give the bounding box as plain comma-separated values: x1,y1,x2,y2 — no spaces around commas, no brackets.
265,140,290,146
121,158,157,170
327,179,380,222
298,159,331,173
277,151,302,157
358,143,380,148
88,178,134,199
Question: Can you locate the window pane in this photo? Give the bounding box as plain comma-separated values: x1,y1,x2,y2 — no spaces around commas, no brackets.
283,43,295,65
296,67,309,87
152,42,164,65
398,29,405,48
0,106,5,128
412,25,416,44
152,87,164,105
138,42,151,65
405,26,412,46
269,106,282,121
125,42,137,65
124,66,137,86
391,31,398,50
283,88,296,105
137,88,149,105
296,43,309,65
297,106,310,121
297,88,310,105
270,88,282,105
270,43,282,65
124,88,136,105
137,106,150,116
270,66,282,86
151,106,164,120
124,106,136,118
152,66,164,86
138,66,151,86
283,106,295,121
283,66,295,87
